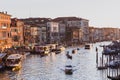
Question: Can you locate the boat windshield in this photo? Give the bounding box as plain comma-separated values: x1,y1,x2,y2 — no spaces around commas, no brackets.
7,59,20,64
85,45,90,47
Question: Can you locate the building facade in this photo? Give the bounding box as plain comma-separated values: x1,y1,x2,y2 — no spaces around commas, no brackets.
47,21,59,44
10,18,24,47
20,18,51,45
0,12,11,50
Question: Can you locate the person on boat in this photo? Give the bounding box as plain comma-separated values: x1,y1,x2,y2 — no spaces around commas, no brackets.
66,51,72,60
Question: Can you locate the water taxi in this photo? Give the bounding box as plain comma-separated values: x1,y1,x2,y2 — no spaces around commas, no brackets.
6,54,23,71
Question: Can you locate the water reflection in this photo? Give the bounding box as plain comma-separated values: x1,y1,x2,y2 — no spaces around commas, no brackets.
0,41,112,80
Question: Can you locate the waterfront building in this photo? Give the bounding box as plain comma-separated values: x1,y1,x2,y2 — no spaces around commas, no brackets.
53,17,89,45
10,18,24,47
93,28,103,42
89,27,95,43
113,28,120,40
20,18,51,45
79,19,89,43
89,27,120,42
59,23,66,44
102,28,117,41
47,21,59,44
30,25,41,46
0,12,11,50
23,25,31,46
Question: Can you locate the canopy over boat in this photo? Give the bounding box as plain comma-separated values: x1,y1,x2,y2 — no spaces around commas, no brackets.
7,54,22,59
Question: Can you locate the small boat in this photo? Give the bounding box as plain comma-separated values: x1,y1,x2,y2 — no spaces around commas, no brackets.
56,46,65,51
33,45,50,56
6,54,23,71
97,66,107,70
0,53,7,70
46,44,58,52
107,75,120,80
55,50,61,54
85,44,91,49
77,48,80,50
65,65,73,75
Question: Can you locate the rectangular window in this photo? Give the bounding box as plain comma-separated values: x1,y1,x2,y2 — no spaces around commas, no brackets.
2,31,6,38
53,27,57,32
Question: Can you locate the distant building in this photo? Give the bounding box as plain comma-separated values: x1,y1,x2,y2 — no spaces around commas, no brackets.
20,18,51,45
30,25,41,46
102,27,120,41
47,21,59,43
0,12,11,50
89,27,120,42
53,17,89,45
10,18,24,47
23,25,31,46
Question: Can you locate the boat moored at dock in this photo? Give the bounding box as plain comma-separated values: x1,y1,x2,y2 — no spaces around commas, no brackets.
32,45,50,56
5,54,23,70
85,44,91,49
56,45,65,51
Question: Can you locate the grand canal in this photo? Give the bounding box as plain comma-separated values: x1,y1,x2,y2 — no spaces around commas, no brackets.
0,42,112,80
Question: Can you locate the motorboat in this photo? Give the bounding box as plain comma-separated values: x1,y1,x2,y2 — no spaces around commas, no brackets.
85,44,91,49
6,54,23,71
65,65,73,75
56,45,65,51
46,44,58,52
33,45,50,56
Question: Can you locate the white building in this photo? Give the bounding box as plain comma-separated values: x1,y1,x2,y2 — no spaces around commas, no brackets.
47,22,59,43
67,18,89,43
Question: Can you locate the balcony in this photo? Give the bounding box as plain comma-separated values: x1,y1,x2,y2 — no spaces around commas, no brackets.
1,26,7,29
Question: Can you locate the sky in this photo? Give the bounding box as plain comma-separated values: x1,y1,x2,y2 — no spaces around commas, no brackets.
1,0,120,28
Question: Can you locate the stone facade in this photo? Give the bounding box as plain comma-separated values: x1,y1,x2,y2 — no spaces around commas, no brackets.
10,18,24,47
0,12,11,50
47,21,59,44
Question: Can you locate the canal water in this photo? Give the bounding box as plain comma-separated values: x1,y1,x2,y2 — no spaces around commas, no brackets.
0,41,112,80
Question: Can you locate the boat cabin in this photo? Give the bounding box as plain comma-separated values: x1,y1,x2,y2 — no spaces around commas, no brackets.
6,54,23,68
